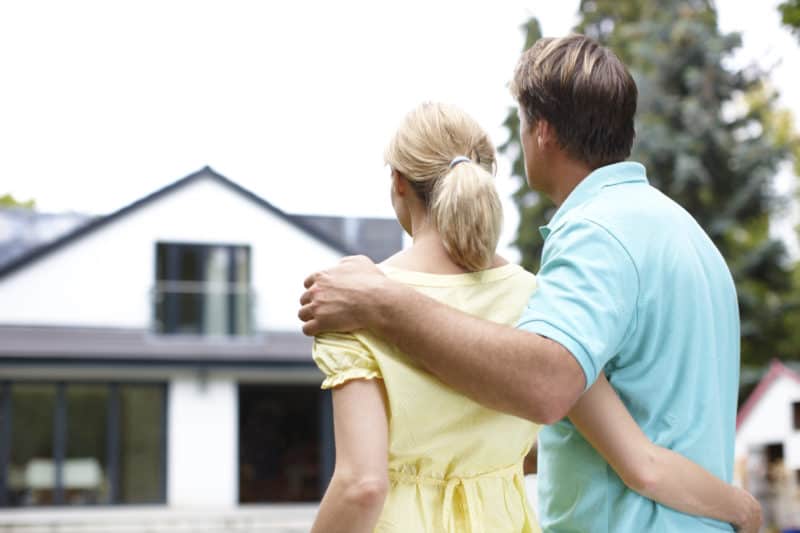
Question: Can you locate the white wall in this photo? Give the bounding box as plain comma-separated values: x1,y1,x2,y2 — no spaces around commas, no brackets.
168,375,238,508
736,374,800,469
786,433,800,470
0,173,344,330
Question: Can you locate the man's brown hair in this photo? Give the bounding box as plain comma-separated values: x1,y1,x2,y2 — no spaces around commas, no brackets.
510,34,637,169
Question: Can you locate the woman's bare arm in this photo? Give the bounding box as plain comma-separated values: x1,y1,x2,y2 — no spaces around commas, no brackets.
568,374,761,532
311,379,390,533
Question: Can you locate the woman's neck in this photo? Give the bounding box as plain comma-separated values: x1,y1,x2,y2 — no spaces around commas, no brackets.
385,208,506,274
383,211,466,274
408,221,468,274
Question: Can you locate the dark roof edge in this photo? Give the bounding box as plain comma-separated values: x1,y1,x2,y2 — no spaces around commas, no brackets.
0,166,359,280
0,356,316,370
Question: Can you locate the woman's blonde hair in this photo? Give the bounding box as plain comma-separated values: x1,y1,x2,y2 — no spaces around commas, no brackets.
384,102,502,272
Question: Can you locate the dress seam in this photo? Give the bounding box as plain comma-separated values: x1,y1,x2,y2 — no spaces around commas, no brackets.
388,462,523,485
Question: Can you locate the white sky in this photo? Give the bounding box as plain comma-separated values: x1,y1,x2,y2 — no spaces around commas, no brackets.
1,1,798,259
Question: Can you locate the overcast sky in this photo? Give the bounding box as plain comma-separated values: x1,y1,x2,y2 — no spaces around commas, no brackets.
1,1,798,259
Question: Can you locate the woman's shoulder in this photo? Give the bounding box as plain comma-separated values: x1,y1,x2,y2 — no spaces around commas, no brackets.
379,249,413,269
380,249,466,275
491,255,536,283
379,250,535,286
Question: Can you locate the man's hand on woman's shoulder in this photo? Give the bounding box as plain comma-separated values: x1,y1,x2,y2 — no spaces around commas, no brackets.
298,255,387,336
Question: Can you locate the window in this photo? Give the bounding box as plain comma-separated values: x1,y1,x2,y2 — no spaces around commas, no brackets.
65,385,109,504
766,442,784,463
238,385,333,502
119,385,165,502
154,242,253,336
793,401,800,430
0,382,166,507
765,442,785,483
7,384,56,506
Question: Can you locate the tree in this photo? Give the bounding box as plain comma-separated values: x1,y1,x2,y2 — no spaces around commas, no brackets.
502,1,799,367
0,193,35,209
779,0,800,36
499,18,555,274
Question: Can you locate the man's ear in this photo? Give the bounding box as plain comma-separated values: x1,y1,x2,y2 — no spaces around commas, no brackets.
537,120,555,149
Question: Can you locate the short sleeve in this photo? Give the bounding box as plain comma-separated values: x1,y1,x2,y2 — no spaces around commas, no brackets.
516,217,638,390
312,332,382,389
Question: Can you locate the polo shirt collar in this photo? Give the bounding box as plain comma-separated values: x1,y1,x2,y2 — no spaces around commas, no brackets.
539,161,648,239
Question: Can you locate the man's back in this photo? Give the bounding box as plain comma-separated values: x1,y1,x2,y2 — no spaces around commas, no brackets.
518,162,740,532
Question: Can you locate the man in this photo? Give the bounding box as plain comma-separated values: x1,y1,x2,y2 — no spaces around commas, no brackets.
300,35,745,531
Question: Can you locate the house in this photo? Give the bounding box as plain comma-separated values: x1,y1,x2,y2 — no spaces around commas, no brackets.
0,167,403,531
736,359,800,528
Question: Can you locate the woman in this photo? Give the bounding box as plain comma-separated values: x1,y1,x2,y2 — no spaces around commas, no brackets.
310,102,759,532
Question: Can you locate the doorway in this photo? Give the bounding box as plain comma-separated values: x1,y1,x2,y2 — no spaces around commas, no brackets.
238,384,332,503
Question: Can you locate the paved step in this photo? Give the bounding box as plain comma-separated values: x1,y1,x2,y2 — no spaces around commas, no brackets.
0,505,317,533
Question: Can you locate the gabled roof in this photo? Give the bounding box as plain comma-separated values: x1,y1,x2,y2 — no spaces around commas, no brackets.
0,209,95,269
736,359,800,430
0,166,381,279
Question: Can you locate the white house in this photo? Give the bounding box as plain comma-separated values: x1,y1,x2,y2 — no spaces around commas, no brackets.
0,167,403,532
735,359,800,528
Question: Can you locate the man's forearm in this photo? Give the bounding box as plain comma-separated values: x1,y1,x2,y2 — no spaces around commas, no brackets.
365,278,585,424
640,447,760,530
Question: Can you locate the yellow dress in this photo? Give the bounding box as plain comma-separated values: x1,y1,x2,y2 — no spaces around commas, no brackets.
313,263,541,533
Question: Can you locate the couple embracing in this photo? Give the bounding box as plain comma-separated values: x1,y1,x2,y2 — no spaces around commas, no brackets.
298,34,761,533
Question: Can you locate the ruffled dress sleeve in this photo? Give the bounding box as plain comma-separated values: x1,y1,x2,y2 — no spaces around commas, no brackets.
312,333,382,389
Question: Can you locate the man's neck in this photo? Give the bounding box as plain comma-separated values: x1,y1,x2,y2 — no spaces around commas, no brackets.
546,159,594,207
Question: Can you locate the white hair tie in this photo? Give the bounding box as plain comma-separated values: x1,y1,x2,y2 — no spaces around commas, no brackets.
449,156,471,169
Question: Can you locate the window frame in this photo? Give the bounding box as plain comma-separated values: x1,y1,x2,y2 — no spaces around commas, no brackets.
154,241,253,336
792,400,800,431
0,380,168,508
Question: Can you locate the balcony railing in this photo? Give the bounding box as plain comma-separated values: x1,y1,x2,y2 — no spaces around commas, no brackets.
150,281,256,336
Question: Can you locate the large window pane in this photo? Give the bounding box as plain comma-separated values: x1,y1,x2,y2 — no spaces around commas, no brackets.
8,384,56,506
119,385,164,503
0,382,167,508
155,243,206,335
233,247,251,335
239,385,321,502
65,385,109,505
156,243,204,282
203,246,230,335
175,293,204,334
155,243,252,335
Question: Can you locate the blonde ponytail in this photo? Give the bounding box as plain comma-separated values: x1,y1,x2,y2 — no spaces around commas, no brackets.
432,161,502,271
384,102,503,272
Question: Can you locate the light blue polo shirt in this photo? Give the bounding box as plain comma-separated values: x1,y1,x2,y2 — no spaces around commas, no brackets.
517,162,740,532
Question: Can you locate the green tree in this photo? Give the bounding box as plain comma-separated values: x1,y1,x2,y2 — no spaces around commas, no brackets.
0,193,35,209
779,0,800,36
499,18,555,274
503,1,799,367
